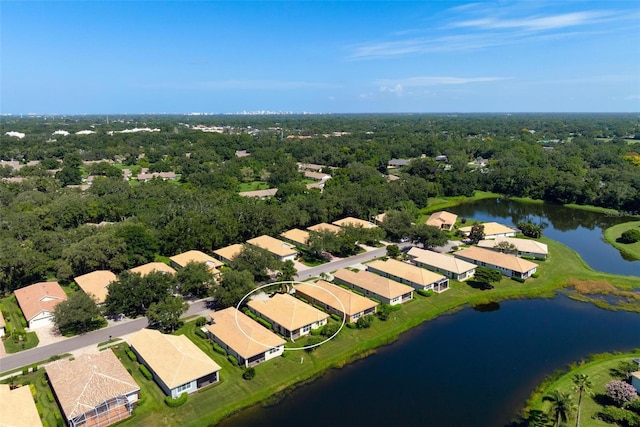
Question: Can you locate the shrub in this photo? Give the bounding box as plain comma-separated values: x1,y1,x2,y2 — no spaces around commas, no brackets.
31,364,38,372
310,327,323,336
356,315,373,329
370,297,381,304
243,308,258,320
139,364,153,380
41,376,47,386
598,405,640,426
417,289,434,297
164,393,188,407
227,355,239,366
532,272,540,278
312,304,326,313
619,229,640,244
296,296,309,304
628,398,640,415
242,367,256,380
390,304,402,311
346,322,357,329
126,350,137,361
606,380,638,406
377,304,393,321
321,322,340,337
330,313,341,322
212,342,227,355
47,391,54,403
22,367,28,375
194,328,207,340
511,276,526,283
20,317,27,328
256,317,272,330
195,316,207,327
304,336,324,352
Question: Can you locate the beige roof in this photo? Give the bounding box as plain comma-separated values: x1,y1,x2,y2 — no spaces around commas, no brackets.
213,243,244,263
459,222,517,237
333,268,414,300
0,384,43,427
247,235,297,258
304,171,331,180
0,310,5,329
207,308,286,360
239,188,278,198
129,262,176,277
128,328,221,390
247,293,328,331
367,259,446,286
373,213,386,223
14,282,67,321
307,222,341,234
477,237,548,255
426,211,458,227
74,270,116,304
280,229,310,246
45,351,139,420
295,280,378,316
407,247,476,274
454,246,538,273
170,250,224,269
297,162,324,171
332,217,377,229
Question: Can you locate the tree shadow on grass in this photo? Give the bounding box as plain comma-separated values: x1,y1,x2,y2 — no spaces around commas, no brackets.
466,280,495,291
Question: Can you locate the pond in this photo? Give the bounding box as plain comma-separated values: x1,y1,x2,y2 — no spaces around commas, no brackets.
449,198,639,276
218,296,640,427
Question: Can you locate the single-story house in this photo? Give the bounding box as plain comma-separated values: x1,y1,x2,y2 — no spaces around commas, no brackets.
297,163,324,172
170,250,223,276
129,262,176,277
238,188,278,199
46,351,140,427
247,293,329,340
235,150,251,158
407,247,476,281
388,158,410,168
366,259,450,293
307,222,341,234
247,235,298,262
459,222,518,239
386,174,400,182
128,328,221,398
425,211,458,231
453,246,538,279
0,384,43,427
74,270,117,304
303,171,332,182
14,282,67,329
206,308,286,368
305,182,324,191
332,217,377,229
280,228,311,248
477,237,549,260
213,243,245,265
0,310,5,337
632,371,640,394
373,213,386,225
295,280,378,323
332,268,414,306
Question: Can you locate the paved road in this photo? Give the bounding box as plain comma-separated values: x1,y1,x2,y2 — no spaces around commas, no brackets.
0,300,209,373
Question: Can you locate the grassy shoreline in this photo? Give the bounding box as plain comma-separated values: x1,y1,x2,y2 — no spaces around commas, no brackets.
112,236,640,427
603,220,640,261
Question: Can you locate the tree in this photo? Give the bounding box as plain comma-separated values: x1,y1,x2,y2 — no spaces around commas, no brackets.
544,390,575,427
176,261,216,298
467,223,485,244
473,266,502,289
115,224,159,268
410,224,448,248
278,260,297,282
495,241,518,255
518,222,544,238
386,244,401,259
618,228,640,244
572,373,593,427
234,245,282,282
215,270,255,308
380,210,413,241
605,380,638,407
611,360,639,380
104,271,176,318
52,291,103,335
147,295,188,333
307,229,341,258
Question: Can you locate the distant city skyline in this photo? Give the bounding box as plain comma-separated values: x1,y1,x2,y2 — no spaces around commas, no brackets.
2,1,639,114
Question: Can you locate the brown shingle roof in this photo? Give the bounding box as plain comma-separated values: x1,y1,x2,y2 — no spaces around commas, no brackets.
45,351,139,420
366,259,446,286
295,280,378,316
129,262,176,277
246,235,297,258
454,246,538,273
207,308,286,360
74,270,116,304
247,293,328,332
0,384,43,427
14,282,67,321
128,329,221,389
332,268,414,300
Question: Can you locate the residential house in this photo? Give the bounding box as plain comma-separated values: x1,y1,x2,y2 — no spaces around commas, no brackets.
332,217,377,229
373,213,386,225
386,174,400,182
453,246,538,279
332,268,414,306
235,150,251,158
14,282,67,329
407,247,476,281
0,310,5,337
247,293,328,340
46,351,139,427
477,237,549,260
303,171,332,182
295,280,378,323
435,155,448,162
297,163,324,172
169,250,223,277
279,229,310,249
239,188,278,199
0,384,43,427
459,222,518,239
206,308,286,368
213,243,245,265
247,235,298,262
632,372,640,394
425,211,458,231
307,222,341,234
129,262,176,277
387,158,410,168
128,328,221,398
366,259,450,293
74,270,116,304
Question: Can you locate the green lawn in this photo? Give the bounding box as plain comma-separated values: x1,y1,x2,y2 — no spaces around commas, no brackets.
420,191,501,215
603,220,640,261
0,295,39,353
238,181,270,192
113,238,640,427
524,351,640,427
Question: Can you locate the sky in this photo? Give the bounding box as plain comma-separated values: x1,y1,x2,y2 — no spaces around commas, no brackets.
1,1,639,114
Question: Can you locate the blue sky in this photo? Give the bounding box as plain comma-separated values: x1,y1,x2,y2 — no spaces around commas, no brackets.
2,1,639,114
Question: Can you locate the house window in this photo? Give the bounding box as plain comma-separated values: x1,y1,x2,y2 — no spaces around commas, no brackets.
302,325,311,333
176,383,191,393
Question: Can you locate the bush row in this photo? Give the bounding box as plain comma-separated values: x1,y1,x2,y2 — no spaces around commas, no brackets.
164,392,188,407
139,364,153,381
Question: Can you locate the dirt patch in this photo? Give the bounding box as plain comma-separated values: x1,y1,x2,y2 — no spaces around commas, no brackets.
567,279,618,294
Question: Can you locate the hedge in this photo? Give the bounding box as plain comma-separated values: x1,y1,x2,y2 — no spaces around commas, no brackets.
417,289,433,297
243,308,258,320
312,304,326,313
195,317,207,327
511,276,526,283
256,317,272,330
330,313,342,322
126,350,137,361
47,391,54,403
346,322,357,329
139,364,153,380
212,342,227,356
227,355,239,366
194,328,208,340
242,367,256,380
165,393,188,407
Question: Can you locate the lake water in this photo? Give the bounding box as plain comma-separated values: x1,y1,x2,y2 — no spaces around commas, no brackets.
218,201,639,427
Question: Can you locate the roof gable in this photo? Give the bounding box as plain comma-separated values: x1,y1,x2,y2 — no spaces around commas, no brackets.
14,282,67,321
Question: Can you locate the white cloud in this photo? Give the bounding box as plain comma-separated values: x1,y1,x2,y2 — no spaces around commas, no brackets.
452,11,616,31
377,76,508,87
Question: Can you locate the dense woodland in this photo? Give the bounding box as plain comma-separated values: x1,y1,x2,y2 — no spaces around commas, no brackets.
1,113,639,293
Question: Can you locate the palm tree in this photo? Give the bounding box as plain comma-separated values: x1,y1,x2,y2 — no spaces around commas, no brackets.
572,373,593,427
544,389,576,427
